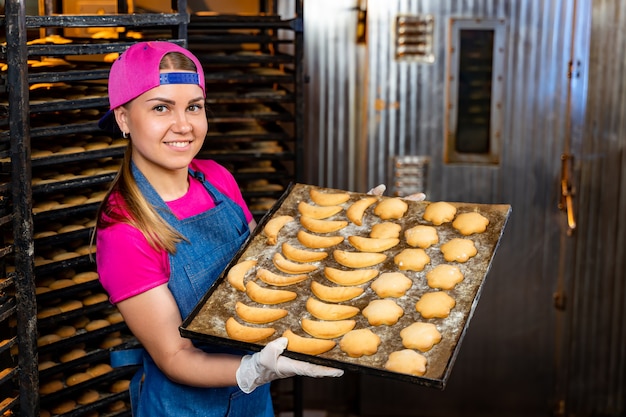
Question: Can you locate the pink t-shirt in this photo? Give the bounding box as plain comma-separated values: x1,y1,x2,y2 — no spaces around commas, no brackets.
96,159,253,304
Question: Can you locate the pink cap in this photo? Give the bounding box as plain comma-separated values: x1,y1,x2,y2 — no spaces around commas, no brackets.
99,41,205,132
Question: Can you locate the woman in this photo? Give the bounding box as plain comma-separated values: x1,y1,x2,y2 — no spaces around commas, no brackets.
95,41,342,417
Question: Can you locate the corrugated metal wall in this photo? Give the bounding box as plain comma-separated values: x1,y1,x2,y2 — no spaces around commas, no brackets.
301,0,625,415
564,0,626,414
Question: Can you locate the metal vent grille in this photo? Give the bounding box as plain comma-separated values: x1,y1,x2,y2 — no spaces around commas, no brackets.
395,14,435,62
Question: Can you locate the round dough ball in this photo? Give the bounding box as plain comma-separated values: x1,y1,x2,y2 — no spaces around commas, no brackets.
384,349,427,376
404,225,439,249
362,299,404,326
452,211,490,235
423,201,457,225
415,291,456,319
400,322,442,352
426,264,464,290
394,248,430,271
370,272,413,298
339,329,381,358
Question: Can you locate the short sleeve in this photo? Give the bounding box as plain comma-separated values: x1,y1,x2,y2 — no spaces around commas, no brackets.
96,222,170,304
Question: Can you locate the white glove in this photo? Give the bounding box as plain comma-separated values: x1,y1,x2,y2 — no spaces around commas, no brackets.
367,184,426,202
236,337,344,394
404,192,426,201
367,184,386,196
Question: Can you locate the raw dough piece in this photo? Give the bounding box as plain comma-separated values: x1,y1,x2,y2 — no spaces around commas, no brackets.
298,201,343,219
301,318,356,339
300,215,348,233
235,301,288,324
452,211,490,235
310,281,364,303
283,329,336,355
440,238,477,263
309,188,350,206
370,272,413,298
400,322,442,352
256,268,308,287
370,222,402,239
339,329,381,357
282,242,328,262
423,201,457,225
333,250,387,268
415,291,456,319
245,281,297,305
426,264,464,290
306,297,360,320
394,248,430,271
348,236,399,253
225,317,275,342
263,215,294,245
346,196,377,225
324,266,379,286
297,230,345,249
362,299,404,326
373,198,408,220
384,349,427,376
273,252,317,274
227,259,257,292
404,225,439,249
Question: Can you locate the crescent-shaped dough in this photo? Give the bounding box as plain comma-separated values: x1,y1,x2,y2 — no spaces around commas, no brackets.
297,201,343,219
283,329,336,355
245,281,297,305
299,216,348,234
333,250,387,268
225,317,275,342
235,302,288,324
263,215,294,245
310,281,364,302
309,188,351,206
273,252,317,274
348,236,399,253
256,268,309,287
297,230,344,249
346,197,378,225
305,297,360,320
301,318,356,339
227,259,257,291
282,242,328,262
323,266,379,286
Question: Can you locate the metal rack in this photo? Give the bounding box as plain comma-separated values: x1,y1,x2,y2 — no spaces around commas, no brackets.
0,1,188,415
188,2,304,221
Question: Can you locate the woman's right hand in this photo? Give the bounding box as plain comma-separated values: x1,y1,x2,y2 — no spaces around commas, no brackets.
236,337,343,393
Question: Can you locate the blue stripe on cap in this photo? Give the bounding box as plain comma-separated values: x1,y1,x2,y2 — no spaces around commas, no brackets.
159,72,200,85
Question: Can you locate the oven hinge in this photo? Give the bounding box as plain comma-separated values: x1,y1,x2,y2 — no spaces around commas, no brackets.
558,153,576,236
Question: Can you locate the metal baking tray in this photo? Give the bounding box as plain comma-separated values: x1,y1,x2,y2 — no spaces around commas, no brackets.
181,183,511,389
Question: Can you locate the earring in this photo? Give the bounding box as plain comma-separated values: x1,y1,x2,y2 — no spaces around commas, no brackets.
122,132,129,139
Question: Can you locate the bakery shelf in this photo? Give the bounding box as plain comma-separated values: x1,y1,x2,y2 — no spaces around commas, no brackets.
39,367,136,409
23,13,187,29
37,320,127,352
0,298,16,323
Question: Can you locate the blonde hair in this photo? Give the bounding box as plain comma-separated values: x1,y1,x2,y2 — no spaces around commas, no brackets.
95,51,200,254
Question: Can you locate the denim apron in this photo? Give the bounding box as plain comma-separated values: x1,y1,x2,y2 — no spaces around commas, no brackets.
111,163,273,417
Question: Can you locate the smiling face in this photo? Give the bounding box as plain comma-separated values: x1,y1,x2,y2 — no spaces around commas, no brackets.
113,75,207,181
